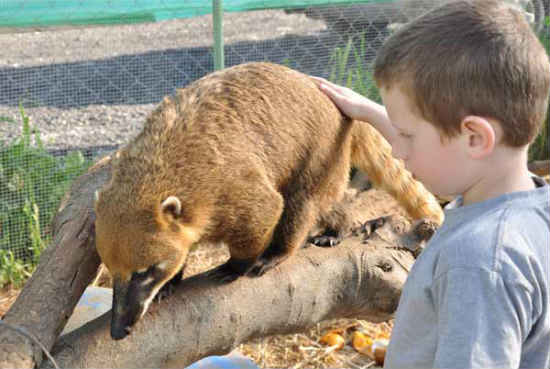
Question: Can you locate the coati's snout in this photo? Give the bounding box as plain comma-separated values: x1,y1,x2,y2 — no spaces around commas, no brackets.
94,194,199,340
110,260,187,339
110,267,164,340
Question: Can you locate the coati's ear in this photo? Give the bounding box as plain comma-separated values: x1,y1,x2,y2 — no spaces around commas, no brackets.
161,196,182,219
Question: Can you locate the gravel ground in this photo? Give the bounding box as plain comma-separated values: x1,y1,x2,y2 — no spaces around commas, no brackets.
0,4,545,151
0,10,339,151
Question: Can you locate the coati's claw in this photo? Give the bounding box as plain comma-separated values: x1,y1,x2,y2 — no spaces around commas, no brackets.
247,256,284,277
308,234,342,247
351,216,388,241
308,227,342,247
247,262,269,277
156,282,176,302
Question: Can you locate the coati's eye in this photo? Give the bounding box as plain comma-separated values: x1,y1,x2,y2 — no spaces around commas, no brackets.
131,264,168,284
151,263,169,281
130,267,157,287
131,266,154,281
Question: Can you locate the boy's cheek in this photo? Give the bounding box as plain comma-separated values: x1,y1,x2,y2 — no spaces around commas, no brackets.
408,160,442,194
390,139,411,163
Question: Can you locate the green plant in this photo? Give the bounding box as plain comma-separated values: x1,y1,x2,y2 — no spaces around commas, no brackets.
328,34,381,103
0,249,32,288
0,106,93,287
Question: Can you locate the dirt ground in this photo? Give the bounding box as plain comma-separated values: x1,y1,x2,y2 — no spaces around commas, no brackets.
0,187,408,369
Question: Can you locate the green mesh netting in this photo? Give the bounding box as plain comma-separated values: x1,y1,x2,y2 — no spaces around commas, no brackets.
1,0,393,28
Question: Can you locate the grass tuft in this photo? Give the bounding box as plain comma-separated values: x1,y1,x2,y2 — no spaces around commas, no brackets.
0,106,92,288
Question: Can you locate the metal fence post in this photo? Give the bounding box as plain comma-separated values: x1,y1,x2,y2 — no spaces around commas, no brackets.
213,0,224,70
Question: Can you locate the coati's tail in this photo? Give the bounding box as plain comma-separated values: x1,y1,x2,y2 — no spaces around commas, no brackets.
350,120,444,225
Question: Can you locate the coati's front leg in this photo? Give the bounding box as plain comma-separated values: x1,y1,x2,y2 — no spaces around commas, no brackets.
208,177,285,283
248,198,319,276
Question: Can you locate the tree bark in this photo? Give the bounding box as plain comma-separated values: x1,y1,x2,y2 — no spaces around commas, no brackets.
0,154,433,369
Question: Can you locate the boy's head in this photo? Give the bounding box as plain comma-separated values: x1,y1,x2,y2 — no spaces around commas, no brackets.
374,0,550,148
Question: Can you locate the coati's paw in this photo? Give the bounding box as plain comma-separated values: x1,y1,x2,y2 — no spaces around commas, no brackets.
307,227,343,247
247,256,285,277
205,262,244,283
351,216,388,241
156,269,183,302
156,281,177,302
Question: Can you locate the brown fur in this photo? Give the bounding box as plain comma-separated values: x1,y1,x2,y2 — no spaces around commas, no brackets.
95,62,442,312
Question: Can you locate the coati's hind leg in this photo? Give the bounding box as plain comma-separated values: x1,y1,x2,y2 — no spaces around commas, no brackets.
248,198,319,277
208,175,284,283
308,187,363,247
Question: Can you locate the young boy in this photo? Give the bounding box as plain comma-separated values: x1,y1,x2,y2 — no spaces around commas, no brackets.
316,0,550,367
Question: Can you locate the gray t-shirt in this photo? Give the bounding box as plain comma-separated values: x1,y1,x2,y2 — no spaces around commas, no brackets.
384,176,550,369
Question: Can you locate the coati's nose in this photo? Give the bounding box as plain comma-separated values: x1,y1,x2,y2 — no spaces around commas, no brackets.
111,324,132,340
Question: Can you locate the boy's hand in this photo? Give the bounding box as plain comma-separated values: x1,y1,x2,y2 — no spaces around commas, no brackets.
310,76,371,120
311,76,396,147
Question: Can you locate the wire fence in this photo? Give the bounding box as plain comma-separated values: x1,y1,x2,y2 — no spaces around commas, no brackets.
0,0,548,281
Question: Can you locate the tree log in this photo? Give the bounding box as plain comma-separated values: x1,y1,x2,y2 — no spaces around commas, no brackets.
0,153,433,369
46,216,426,369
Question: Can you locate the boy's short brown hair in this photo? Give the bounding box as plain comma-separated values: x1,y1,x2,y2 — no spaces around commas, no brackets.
374,0,550,147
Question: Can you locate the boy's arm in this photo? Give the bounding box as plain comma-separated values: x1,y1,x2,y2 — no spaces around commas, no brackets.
311,77,399,145
432,267,532,368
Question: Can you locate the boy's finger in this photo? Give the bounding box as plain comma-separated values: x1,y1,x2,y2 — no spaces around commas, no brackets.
310,76,344,91
323,81,349,95
309,76,328,87
321,87,348,105
310,77,349,104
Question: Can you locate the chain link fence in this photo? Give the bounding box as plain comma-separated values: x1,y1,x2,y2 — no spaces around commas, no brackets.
0,0,547,282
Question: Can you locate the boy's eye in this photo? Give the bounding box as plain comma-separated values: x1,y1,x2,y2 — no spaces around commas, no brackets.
399,132,413,138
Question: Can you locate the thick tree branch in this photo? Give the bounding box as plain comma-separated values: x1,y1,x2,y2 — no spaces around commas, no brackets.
46,217,424,369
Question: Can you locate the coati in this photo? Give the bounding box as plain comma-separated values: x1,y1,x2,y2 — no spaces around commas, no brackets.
94,62,443,340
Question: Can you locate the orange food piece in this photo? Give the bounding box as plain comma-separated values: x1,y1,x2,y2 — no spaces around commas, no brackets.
351,331,373,351
319,332,345,350
351,331,389,366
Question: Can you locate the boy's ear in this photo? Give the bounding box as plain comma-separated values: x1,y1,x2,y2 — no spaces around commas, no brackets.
460,115,496,159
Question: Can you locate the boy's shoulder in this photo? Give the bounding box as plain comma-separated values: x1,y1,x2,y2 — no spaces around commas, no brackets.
427,179,549,280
